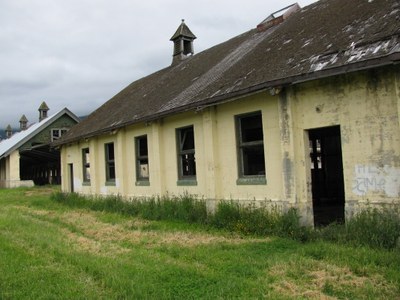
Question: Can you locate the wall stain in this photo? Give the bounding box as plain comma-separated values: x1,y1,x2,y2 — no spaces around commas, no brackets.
283,152,293,198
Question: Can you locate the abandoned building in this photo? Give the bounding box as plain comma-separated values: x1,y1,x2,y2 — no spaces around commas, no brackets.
0,102,80,188
56,0,400,226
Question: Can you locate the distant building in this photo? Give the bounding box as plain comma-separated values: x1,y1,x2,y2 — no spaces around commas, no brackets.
0,103,80,188
56,0,400,226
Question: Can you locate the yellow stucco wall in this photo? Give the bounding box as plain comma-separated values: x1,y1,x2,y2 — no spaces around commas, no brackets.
61,67,400,223
291,68,400,212
61,92,283,200
0,151,34,188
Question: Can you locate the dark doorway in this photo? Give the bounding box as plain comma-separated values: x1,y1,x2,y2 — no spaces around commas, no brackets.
20,146,61,185
68,164,74,193
309,126,345,226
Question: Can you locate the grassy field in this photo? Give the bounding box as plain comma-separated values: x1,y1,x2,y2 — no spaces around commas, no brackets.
0,187,399,299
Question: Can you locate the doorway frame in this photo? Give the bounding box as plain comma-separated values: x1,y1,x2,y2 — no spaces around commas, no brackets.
68,163,74,193
306,125,345,226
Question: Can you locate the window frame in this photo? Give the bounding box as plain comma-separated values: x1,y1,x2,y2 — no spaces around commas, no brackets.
135,135,150,185
82,148,91,185
176,125,197,185
51,128,69,142
104,142,116,184
235,111,266,185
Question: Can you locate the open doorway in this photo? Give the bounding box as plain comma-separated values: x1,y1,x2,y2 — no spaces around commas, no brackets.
68,164,74,193
308,126,345,226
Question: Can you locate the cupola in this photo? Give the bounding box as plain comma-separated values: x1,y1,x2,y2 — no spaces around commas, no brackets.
170,20,196,65
5,124,12,139
38,101,49,121
19,114,28,131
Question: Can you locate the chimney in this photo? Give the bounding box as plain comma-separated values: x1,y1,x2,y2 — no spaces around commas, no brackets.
38,101,49,121
19,114,28,131
257,3,301,32
170,19,196,65
5,124,12,139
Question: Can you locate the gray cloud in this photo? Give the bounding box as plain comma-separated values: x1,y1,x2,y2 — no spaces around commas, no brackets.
0,0,317,129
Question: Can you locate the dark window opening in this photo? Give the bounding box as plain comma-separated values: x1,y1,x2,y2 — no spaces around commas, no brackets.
236,112,266,177
135,135,149,181
51,128,68,142
183,40,193,55
105,143,115,182
177,126,196,179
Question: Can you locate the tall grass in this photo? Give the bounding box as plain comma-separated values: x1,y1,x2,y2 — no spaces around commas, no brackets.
318,207,400,250
211,201,309,241
52,192,400,250
52,193,306,239
52,192,208,224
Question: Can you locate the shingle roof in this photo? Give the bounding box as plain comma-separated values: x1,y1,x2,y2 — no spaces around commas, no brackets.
170,19,197,41
59,0,400,145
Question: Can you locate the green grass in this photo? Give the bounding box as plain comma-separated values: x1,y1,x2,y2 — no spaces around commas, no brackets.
0,186,399,299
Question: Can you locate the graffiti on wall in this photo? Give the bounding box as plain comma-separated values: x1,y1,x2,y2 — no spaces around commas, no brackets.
352,165,400,197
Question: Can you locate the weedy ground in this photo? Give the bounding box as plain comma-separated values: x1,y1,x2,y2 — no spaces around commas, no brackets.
0,187,399,299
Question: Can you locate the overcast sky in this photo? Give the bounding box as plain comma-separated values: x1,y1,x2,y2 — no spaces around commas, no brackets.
0,0,317,129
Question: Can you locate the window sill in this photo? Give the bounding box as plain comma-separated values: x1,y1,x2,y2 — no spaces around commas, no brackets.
105,181,116,186
82,181,91,186
177,179,198,186
236,177,266,185
136,180,150,186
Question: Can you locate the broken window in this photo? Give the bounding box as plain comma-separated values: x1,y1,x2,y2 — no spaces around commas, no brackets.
310,138,322,169
236,112,266,178
82,148,90,183
135,135,149,182
177,126,196,179
51,128,68,142
105,143,115,182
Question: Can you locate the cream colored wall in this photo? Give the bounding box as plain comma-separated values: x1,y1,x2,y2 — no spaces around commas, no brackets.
0,157,8,188
9,151,20,182
60,67,400,222
60,91,284,202
290,68,400,215
396,69,400,129
212,93,284,201
0,151,34,188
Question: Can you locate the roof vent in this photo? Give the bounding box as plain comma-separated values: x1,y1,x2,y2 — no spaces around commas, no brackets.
19,114,28,131
170,20,197,65
5,124,12,139
38,101,49,122
257,3,301,32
